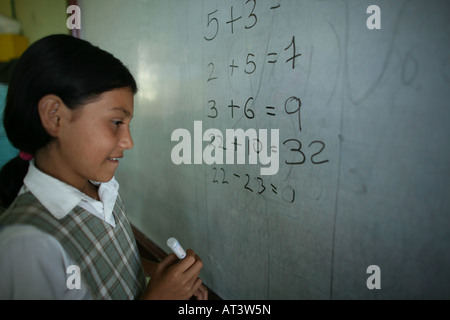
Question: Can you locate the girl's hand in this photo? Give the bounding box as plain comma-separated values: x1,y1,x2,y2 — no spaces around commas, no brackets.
192,283,209,300
141,249,205,300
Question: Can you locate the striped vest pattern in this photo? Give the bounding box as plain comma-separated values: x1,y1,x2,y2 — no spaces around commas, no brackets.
0,191,146,300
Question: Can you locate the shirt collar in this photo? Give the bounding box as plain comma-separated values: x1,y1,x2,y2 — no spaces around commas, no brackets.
21,160,119,222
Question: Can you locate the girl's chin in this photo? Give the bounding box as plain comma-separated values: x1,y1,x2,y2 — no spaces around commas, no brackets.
89,161,120,182
92,171,116,183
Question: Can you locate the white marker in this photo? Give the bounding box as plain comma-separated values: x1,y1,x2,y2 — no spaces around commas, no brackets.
167,237,186,259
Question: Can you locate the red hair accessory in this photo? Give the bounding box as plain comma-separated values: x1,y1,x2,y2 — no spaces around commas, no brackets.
19,151,34,161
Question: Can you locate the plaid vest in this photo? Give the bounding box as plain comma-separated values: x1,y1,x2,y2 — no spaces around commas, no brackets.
0,191,146,300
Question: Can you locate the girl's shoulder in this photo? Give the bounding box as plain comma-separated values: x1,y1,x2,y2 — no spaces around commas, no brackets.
0,191,52,228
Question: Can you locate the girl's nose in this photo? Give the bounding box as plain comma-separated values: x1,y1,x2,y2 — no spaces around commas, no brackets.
119,126,134,150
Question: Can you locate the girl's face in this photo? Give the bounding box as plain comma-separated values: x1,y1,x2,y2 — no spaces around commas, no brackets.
55,87,134,188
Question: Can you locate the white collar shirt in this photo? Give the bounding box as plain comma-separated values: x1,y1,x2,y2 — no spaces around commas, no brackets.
19,160,118,228
0,160,123,299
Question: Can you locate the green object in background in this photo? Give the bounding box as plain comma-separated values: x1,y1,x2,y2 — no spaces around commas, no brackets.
0,84,18,167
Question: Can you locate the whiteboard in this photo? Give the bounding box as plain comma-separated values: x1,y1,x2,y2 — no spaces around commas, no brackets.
80,0,450,299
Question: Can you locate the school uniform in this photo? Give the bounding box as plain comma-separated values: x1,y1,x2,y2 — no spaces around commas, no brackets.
0,161,146,299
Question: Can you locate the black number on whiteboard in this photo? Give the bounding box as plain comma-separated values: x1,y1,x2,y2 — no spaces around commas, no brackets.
213,167,228,184
285,36,302,69
282,186,296,203
207,63,218,82
244,174,254,192
245,0,258,29
245,53,256,75
207,100,218,118
309,141,329,164
204,10,219,41
212,167,218,183
210,134,226,151
221,168,229,184
283,139,306,165
284,96,302,132
244,97,255,119
283,139,329,165
256,177,266,194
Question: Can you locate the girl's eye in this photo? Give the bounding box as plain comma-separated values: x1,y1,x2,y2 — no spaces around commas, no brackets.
113,120,124,127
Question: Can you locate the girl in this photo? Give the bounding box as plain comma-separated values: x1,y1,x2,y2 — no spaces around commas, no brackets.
0,34,207,300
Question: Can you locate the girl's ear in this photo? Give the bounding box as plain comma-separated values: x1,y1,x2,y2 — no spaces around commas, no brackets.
38,94,65,137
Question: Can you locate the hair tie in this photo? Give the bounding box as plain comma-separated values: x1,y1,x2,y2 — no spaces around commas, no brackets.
19,151,34,161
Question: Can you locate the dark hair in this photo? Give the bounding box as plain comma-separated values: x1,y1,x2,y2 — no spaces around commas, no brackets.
0,34,137,208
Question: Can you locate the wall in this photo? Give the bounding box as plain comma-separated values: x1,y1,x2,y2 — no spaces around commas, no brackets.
0,0,68,44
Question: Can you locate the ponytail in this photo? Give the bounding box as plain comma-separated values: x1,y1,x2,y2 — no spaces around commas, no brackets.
0,156,30,208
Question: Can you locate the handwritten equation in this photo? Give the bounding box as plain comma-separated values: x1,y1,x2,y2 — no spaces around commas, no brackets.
204,1,282,40
203,1,329,205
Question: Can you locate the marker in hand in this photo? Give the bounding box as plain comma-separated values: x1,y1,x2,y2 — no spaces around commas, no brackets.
167,237,186,259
